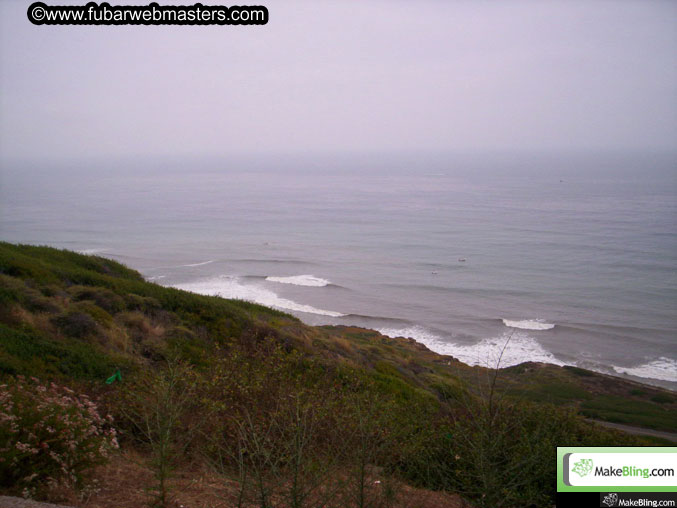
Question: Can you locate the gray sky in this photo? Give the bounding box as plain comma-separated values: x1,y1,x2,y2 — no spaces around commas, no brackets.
1,0,676,160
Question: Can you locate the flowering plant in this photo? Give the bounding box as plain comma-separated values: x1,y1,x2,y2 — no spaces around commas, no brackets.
0,376,118,497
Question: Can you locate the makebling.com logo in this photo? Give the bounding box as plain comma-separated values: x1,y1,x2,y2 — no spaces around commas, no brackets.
572,458,594,477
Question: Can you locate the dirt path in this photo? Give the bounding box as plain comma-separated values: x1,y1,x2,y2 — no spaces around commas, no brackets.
588,419,677,442
0,497,73,508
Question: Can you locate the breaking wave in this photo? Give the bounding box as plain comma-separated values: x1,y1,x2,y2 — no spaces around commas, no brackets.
375,325,565,368
265,275,331,287
173,276,345,317
77,248,107,255
502,319,555,331
612,357,677,383
182,260,215,267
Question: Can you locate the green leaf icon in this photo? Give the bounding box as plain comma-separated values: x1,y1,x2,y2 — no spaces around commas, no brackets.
572,458,593,477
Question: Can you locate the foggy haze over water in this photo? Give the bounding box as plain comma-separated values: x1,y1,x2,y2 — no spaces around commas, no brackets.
1,0,676,159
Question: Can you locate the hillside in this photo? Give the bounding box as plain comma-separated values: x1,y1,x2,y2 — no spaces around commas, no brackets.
0,242,674,508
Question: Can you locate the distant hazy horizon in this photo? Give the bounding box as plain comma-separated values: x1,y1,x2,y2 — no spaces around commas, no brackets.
1,0,676,160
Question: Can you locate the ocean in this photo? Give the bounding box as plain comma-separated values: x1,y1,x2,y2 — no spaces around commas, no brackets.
2,152,675,388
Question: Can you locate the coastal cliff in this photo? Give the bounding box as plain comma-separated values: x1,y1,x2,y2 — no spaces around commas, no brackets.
0,242,674,507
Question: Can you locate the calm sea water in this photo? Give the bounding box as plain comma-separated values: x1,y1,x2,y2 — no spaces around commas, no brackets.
2,152,675,388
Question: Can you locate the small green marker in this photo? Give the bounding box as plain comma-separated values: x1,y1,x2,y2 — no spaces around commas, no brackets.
105,369,122,384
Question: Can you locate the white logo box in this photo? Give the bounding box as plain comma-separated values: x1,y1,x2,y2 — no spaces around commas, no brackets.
564,452,677,487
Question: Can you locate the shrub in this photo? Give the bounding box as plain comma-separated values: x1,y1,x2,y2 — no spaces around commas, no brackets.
0,324,118,381
69,286,125,314
22,288,61,313
124,293,161,312
563,366,596,377
118,360,202,508
650,393,674,405
40,285,67,298
0,274,26,306
0,376,118,498
52,310,99,338
71,301,114,328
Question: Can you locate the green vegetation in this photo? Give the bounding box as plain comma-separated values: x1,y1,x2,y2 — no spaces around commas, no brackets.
0,242,674,507
580,395,677,431
0,324,119,380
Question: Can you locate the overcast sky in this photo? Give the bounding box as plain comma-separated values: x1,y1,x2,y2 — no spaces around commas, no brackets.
0,0,675,160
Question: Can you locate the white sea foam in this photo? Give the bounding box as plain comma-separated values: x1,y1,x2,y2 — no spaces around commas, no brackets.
77,248,107,255
502,319,555,331
265,275,331,287
612,357,677,383
182,260,215,267
174,277,345,317
376,326,565,368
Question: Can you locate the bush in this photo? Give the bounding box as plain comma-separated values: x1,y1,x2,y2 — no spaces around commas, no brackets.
69,286,125,314
650,393,674,405
124,293,161,312
118,360,202,508
0,376,118,498
22,288,61,313
52,310,99,338
0,324,118,381
0,274,26,306
71,301,114,328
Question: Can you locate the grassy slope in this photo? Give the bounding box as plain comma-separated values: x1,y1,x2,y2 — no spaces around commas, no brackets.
5,241,677,507
0,241,674,435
